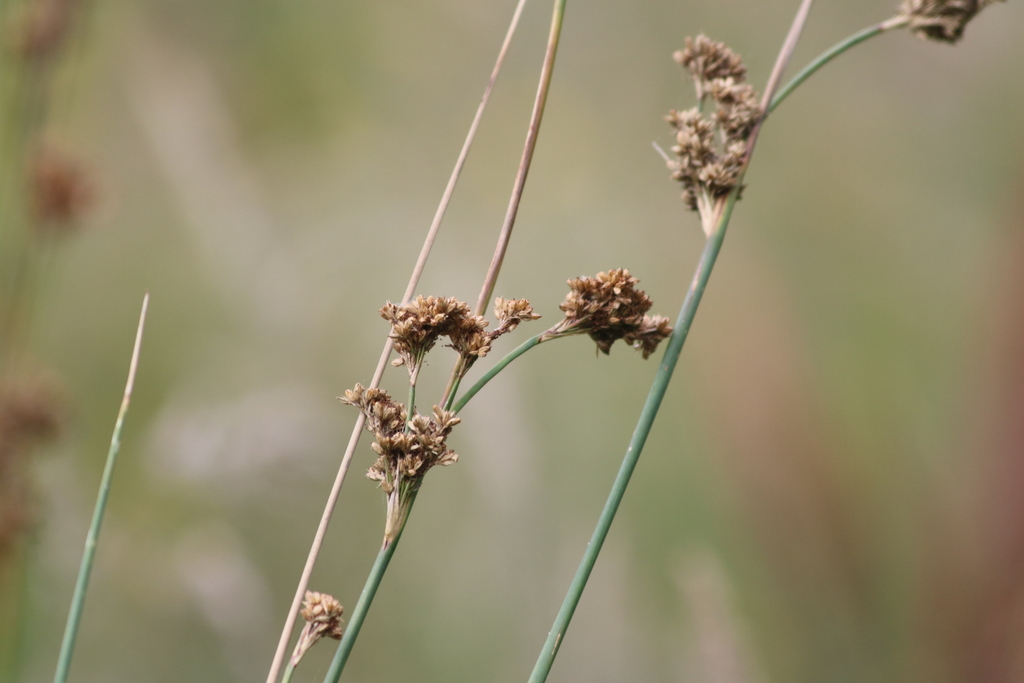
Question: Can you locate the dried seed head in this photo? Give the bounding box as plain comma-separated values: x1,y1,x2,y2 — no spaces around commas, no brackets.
446,313,492,371
625,315,674,360
300,591,345,637
339,384,406,438
493,298,541,335
341,385,461,544
291,591,345,667
898,0,1004,42
380,295,471,377
28,142,94,232
675,35,748,95
666,37,761,225
542,269,671,358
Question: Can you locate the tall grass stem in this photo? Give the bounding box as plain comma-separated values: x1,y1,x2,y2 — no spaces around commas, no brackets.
443,0,567,405
52,293,149,683
264,3,530,679
320,501,412,683
525,3,813,679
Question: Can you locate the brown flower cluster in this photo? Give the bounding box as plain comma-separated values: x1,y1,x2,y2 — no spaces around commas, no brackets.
381,295,538,381
667,36,762,226
341,384,460,543
898,0,1005,43
673,35,747,99
290,591,345,666
542,269,672,359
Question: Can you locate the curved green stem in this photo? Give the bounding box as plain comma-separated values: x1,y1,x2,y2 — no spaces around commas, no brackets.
525,197,735,683
321,498,413,683
54,295,149,683
452,333,542,414
769,16,909,115
280,661,297,683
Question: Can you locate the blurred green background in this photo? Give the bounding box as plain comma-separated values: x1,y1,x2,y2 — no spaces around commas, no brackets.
2,0,1024,681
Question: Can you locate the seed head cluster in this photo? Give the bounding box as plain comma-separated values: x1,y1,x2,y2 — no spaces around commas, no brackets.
898,0,1005,43
543,269,672,359
341,384,461,543
290,591,345,667
667,36,762,222
381,295,539,380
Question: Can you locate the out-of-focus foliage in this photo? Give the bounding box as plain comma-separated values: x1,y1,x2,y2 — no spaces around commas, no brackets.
2,0,1023,681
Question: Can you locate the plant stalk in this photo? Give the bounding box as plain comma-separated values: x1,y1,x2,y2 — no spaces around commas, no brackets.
263,3,531,679
442,0,568,406
321,499,413,683
525,2,814,680
525,197,734,683
53,293,149,683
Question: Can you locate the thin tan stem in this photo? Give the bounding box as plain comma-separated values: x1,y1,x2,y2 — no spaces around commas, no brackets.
263,2,529,681
714,0,814,225
744,0,813,166
443,0,567,405
474,0,565,315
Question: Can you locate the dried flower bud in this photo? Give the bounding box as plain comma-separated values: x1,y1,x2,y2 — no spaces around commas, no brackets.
898,0,1004,43
339,384,406,438
666,37,761,227
290,591,345,667
381,296,469,377
542,269,671,358
342,385,461,545
625,315,674,359
493,298,541,335
446,313,492,372
676,35,747,96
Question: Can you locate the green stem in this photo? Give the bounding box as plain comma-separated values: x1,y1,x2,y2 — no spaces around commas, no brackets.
321,499,413,683
281,661,297,683
769,16,908,115
53,294,149,683
452,333,542,414
443,375,462,412
525,198,735,683
406,381,417,429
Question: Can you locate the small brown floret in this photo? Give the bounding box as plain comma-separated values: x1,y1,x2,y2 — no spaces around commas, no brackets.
666,37,761,224
625,315,674,359
290,591,345,667
675,35,748,95
339,384,406,438
493,298,541,336
380,295,472,376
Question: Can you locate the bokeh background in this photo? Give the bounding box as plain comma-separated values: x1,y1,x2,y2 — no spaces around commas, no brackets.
2,0,1023,681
